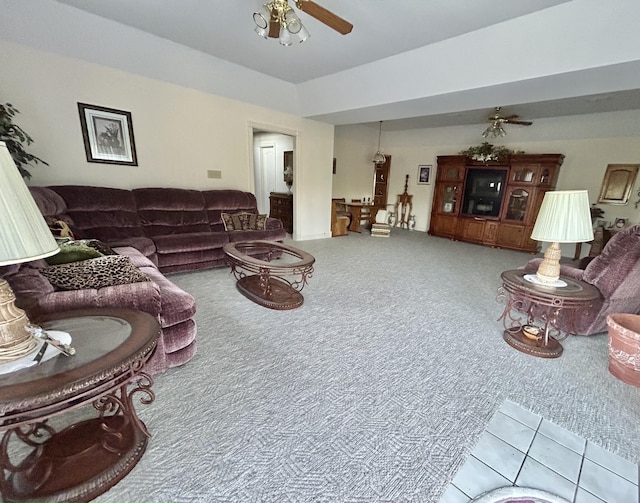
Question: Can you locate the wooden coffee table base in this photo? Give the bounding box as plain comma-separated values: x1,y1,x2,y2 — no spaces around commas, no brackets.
503,329,563,358
2,416,147,502
237,275,304,310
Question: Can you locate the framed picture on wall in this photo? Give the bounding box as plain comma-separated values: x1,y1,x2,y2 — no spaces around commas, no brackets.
597,163,639,204
77,103,138,165
417,165,431,185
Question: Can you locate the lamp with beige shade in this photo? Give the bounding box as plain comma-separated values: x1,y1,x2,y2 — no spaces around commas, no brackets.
0,141,59,361
530,190,593,285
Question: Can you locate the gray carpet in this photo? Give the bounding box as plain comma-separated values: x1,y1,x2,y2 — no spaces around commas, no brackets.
95,230,640,503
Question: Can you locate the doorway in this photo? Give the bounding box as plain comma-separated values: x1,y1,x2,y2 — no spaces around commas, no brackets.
252,129,295,228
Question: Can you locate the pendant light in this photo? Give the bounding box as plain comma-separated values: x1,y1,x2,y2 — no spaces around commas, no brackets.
372,121,386,165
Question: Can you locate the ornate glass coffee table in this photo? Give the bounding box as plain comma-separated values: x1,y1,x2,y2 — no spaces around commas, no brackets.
223,240,315,310
0,308,160,502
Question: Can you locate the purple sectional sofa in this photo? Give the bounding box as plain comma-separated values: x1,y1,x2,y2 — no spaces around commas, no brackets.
1,186,287,374
33,185,287,273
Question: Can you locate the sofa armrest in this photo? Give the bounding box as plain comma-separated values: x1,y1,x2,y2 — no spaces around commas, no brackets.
265,217,284,230
27,280,162,319
4,260,162,319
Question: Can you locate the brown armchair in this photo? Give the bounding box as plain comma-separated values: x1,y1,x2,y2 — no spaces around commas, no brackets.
522,224,640,335
331,199,350,237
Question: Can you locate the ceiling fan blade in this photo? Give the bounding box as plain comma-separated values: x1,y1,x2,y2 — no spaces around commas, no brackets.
505,119,533,126
268,17,281,38
295,0,353,35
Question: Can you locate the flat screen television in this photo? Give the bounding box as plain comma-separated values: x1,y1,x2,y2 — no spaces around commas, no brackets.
461,168,507,218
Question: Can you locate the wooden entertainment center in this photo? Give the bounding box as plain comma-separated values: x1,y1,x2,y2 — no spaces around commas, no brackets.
428,154,564,253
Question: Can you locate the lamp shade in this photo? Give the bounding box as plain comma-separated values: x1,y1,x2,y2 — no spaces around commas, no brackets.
0,141,59,266
531,190,594,243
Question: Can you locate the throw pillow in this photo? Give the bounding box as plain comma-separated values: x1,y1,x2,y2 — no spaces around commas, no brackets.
46,217,75,239
41,255,150,291
45,244,103,265
221,212,236,231
74,239,117,256
221,212,268,231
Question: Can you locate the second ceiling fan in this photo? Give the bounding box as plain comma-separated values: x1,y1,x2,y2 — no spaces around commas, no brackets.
482,107,533,137
253,0,353,45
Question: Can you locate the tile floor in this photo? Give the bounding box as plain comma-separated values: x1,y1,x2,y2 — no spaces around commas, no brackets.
439,400,639,503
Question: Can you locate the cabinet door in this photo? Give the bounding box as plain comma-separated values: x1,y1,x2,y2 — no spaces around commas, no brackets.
431,215,458,238
503,188,531,222
436,158,465,182
461,218,486,243
496,224,526,249
483,221,498,244
442,165,464,181
510,165,539,185
521,225,539,253
538,166,558,187
437,182,461,215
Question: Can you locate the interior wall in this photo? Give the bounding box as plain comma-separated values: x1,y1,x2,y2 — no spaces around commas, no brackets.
334,110,640,254
1,40,334,241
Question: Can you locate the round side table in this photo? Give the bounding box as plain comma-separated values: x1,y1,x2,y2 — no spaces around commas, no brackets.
0,308,160,502
498,270,601,358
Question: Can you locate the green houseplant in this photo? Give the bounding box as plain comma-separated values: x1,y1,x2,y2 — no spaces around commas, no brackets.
0,102,48,179
459,142,513,163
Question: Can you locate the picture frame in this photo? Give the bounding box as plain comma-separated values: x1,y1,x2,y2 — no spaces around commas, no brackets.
417,165,431,185
597,163,639,205
77,103,138,165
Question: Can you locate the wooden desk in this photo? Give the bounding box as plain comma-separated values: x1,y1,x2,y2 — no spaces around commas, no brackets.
344,202,385,233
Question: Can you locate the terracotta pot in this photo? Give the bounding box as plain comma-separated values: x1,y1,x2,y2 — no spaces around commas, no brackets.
607,313,640,387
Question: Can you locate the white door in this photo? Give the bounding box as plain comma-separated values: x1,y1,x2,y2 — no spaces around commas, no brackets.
255,144,276,214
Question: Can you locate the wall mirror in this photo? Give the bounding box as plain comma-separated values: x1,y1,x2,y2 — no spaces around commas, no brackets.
597,164,639,204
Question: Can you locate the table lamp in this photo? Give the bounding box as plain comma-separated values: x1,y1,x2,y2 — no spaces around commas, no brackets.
0,141,59,361
530,190,593,284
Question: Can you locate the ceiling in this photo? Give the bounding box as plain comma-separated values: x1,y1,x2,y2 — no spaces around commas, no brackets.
53,0,640,130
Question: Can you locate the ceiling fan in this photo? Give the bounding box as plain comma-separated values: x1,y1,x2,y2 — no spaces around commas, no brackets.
253,0,353,45
482,107,533,137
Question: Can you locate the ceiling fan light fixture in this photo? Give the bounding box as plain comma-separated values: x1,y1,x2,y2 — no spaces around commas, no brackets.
279,26,292,46
297,24,310,43
255,25,269,39
253,6,270,29
254,0,310,45
285,9,302,34
482,122,507,138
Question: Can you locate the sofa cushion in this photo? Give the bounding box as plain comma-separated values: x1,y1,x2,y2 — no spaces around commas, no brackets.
227,228,287,243
41,255,150,291
203,190,260,232
29,187,69,219
153,232,229,254
49,186,146,242
133,188,210,237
